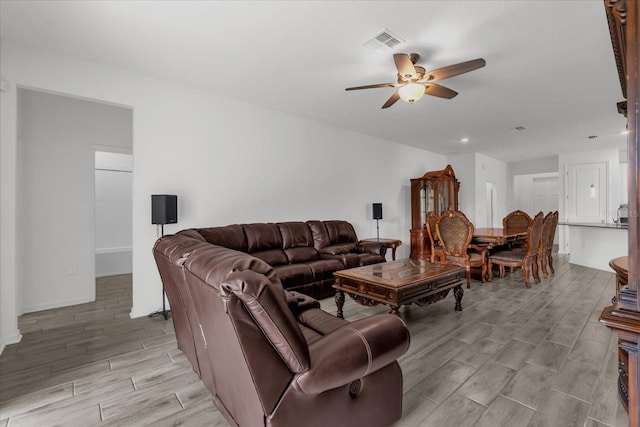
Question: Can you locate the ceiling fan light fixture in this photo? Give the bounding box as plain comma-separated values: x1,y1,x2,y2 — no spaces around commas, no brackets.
398,83,424,103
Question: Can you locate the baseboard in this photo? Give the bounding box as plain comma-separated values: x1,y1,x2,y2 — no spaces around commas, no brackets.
0,331,23,355
95,248,132,277
22,295,95,314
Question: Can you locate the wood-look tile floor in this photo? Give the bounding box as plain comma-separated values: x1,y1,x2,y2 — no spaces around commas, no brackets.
0,255,629,426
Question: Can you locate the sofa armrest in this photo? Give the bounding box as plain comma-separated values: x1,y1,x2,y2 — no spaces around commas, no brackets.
356,241,387,256
285,290,321,315
293,314,409,394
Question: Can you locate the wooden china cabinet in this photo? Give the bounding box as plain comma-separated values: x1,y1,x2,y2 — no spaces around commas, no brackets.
409,165,460,260
599,1,640,426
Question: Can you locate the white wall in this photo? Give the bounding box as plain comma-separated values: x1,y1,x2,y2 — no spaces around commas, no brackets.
474,153,508,228
508,156,558,176
95,151,133,277
0,42,446,350
17,89,132,312
448,153,477,222
448,153,508,227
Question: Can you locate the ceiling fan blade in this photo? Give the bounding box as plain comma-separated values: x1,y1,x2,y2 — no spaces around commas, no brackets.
381,91,400,109
345,83,397,91
393,53,417,79
424,83,458,99
421,58,486,82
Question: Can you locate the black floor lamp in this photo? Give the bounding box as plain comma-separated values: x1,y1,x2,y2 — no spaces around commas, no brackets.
373,203,383,240
151,194,178,320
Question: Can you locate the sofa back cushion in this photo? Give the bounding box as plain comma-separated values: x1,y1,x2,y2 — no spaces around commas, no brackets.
306,220,330,249
192,225,248,252
243,223,288,266
278,222,319,263
221,269,310,373
324,220,358,244
307,220,359,253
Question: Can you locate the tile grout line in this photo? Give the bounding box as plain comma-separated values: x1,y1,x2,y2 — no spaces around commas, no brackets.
175,392,186,409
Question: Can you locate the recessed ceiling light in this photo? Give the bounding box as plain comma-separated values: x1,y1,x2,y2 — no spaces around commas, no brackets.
587,135,598,139
511,126,527,132
460,138,470,143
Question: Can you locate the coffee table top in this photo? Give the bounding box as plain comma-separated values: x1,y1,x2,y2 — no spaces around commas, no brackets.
334,258,464,290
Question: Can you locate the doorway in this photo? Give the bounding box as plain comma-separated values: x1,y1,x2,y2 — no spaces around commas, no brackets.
94,151,133,277
17,88,132,313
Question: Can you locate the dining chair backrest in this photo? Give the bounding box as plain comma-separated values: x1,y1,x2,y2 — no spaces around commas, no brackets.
436,210,474,257
503,210,532,233
526,212,545,258
540,211,555,254
550,211,559,246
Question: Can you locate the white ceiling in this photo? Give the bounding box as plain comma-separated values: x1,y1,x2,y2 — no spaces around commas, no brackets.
0,0,628,162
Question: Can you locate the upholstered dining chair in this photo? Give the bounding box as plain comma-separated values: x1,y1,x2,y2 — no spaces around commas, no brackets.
425,212,444,263
489,211,544,288
503,209,532,233
540,211,559,277
436,210,488,287
502,209,532,268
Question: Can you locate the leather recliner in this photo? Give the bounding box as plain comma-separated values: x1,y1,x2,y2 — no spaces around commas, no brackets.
153,236,410,427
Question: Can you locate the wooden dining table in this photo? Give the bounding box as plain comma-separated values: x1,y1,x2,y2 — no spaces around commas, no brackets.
472,227,527,249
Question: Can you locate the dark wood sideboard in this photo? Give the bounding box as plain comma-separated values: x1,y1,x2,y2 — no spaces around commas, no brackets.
599,2,640,426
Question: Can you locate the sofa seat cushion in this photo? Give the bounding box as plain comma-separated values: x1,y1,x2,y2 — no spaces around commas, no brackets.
284,247,319,263
252,249,289,266
298,324,324,346
296,308,349,345
320,253,361,269
320,243,357,255
307,259,344,281
273,264,314,289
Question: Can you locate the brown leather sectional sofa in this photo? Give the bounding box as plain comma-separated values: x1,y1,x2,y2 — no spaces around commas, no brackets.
153,222,410,427
175,220,387,299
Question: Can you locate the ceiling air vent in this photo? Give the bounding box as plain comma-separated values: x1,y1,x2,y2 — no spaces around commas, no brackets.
364,28,405,53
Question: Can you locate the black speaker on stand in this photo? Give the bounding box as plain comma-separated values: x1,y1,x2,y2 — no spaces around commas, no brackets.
151,194,178,320
373,203,383,240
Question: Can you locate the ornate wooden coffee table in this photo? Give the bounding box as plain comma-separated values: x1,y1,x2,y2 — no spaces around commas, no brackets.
333,259,466,318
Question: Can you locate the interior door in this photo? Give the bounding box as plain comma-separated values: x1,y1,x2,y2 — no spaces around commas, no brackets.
533,177,559,214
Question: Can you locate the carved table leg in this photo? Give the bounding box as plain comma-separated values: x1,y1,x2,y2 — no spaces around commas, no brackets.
335,290,345,319
389,305,401,316
454,285,463,311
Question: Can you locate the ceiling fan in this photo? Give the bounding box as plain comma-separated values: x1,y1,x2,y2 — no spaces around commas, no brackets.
345,53,486,109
